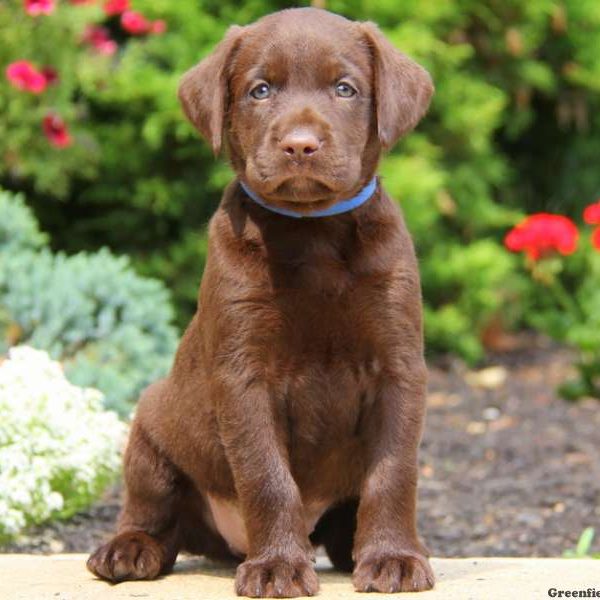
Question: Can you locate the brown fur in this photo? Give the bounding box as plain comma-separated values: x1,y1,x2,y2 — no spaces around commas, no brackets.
87,8,434,597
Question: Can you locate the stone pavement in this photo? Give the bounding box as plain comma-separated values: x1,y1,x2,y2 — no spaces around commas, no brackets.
1,554,598,600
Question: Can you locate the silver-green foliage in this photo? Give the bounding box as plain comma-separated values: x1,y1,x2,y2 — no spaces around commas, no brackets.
0,189,177,415
0,190,47,256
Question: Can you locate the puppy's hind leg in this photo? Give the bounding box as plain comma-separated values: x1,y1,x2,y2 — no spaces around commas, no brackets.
87,414,183,583
310,499,358,573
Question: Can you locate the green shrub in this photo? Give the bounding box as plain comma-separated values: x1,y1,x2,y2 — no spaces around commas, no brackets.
0,346,126,543
0,189,177,415
422,240,526,362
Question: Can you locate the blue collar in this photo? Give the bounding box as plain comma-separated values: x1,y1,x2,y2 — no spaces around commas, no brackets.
240,177,378,218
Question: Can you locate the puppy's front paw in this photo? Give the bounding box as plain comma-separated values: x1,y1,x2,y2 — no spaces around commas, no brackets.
352,552,434,593
235,555,319,598
87,531,164,583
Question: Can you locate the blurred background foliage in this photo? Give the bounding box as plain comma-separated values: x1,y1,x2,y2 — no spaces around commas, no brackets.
2,0,600,388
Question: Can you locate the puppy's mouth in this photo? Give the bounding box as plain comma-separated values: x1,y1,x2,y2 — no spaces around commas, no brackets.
249,173,351,212
270,177,334,204
245,153,362,212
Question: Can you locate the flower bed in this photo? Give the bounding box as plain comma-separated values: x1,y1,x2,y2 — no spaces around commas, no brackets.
0,346,126,543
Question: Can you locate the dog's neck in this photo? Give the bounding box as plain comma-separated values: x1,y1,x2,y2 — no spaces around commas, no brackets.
239,177,378,219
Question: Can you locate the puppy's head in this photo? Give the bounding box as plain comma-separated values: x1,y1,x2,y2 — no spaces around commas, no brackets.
179,8,433,213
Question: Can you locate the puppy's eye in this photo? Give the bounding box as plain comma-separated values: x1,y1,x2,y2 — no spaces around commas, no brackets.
250,82,271,100
335,81,357,98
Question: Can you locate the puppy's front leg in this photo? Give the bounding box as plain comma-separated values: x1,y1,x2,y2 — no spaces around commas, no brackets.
352,370,435,593
216,377,319,598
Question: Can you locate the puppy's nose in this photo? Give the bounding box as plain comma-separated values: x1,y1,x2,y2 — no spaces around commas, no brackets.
279,129,320,158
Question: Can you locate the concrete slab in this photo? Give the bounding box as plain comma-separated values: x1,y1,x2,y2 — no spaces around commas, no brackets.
0,554,598,600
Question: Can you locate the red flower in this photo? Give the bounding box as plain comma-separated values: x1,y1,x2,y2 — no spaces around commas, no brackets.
41,66,59,85
505,213,579,260
103,0,129,16
583,202,600,225
592,228,600,251
43,114,72,148
24,0,55,15
82,25,118,55
5,61,48,93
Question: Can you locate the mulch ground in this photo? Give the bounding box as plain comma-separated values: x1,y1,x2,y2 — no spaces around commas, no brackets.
3,336,599,557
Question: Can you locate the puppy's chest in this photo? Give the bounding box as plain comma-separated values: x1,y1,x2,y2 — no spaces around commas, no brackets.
261,283,384,415
269,277,382,357
241,242,397,373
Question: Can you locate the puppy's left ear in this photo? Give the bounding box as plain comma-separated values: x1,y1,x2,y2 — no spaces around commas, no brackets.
178,26,244,155
360,22,434,149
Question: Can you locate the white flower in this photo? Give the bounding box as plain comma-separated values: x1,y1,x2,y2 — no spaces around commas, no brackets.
0,346,127,542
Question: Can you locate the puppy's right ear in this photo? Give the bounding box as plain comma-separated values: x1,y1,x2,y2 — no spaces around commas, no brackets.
178,26,244,155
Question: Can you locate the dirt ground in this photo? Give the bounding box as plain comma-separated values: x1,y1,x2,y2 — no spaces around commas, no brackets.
3,336,599,558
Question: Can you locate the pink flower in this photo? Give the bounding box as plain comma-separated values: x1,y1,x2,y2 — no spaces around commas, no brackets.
43,114,72,148
70,0,96,4
24,0,55,16
120,10,151,34
505,213,579,260
103,0,129,16
150,19,167,34
120,10,166,35
5,61,48,94
583,202,600,225
82,25,118,55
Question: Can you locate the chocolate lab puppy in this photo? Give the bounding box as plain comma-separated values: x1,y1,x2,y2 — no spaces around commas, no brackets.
87,7,434,597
